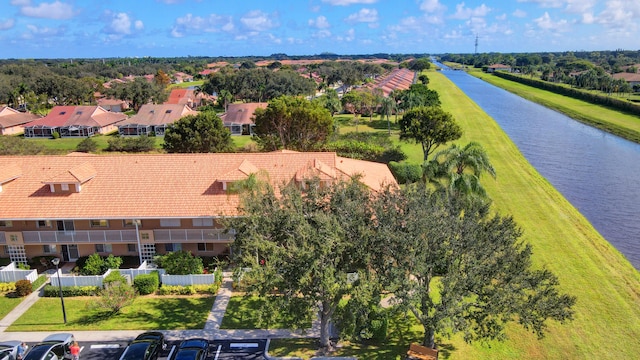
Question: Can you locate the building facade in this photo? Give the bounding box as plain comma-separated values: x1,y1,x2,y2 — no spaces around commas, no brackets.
0,152,396,264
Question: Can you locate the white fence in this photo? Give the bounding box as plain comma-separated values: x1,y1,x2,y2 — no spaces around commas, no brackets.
161,274,216,286
0,262,39,283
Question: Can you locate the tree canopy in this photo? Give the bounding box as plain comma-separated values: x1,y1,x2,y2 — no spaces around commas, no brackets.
253,95,334,151
106,77,167,111
163,111,233,153
399,106,462,161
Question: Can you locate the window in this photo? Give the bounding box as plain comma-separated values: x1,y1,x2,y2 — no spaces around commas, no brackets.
0,220,12,228
127,244,137,252
90,219,109,228
164,243,182,252
9,234,18,242
43,244,57,254
160,219,181,227
37,220,53,228
192,218,214,227
197,243,215,251
95,244,112,253
123,219,141,228
140,233,150,240
61,183,69,191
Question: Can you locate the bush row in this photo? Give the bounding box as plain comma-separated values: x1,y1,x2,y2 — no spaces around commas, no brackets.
493,71,640,116
325,140,406,163
43,285,100,297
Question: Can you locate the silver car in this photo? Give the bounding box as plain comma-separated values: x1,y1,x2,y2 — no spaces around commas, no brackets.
22,334,75,360
0,341,22,360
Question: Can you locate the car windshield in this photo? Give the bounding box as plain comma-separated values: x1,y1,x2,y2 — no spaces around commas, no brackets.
179,340,206,349
175,349,201,360
121,342,150,360
23,345,51,360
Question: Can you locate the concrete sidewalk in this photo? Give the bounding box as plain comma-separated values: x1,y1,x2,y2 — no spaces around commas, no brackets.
0,272,320,343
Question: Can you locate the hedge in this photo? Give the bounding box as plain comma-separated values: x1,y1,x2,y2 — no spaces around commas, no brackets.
134,273,159,295
43,285,100,297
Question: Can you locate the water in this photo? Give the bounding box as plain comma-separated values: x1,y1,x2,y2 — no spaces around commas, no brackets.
436,64,640,270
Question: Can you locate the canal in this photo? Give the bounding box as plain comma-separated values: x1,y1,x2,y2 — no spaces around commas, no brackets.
436,64,640,271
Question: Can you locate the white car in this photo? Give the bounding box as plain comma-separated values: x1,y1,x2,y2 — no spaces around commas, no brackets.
0,341,22,360
22,334,75,360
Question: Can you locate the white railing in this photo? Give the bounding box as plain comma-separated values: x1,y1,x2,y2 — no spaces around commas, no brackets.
22,230,138,244
0,262,38,283
153,228,234,243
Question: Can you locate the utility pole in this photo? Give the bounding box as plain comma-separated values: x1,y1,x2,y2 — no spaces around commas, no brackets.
474,34,478,54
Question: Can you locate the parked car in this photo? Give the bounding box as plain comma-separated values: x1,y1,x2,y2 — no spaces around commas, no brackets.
0,341,22,360
169,338,208,360
22,333,75,360
118,332,166,360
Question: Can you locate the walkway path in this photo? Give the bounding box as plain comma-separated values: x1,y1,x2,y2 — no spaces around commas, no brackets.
0,272,320,343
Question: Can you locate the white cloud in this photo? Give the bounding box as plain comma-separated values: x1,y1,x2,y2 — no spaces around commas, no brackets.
321,0,377,5
22,24,65,39
0,19,15,30
513,9,527,18
10,0,31,6
517,0,564,8
420,0,446,13
345,8,378,23
20,1,75,20
240,10,277,32
157,0,184,3
312,29,332,38
533,11,570,31
496,13,507,21
309,15,330,29
337,28,355,41
595,0,640,30
565,0,596,14
171,13,235,38
107,13,143,35
451,3,491,20
582,12,595,24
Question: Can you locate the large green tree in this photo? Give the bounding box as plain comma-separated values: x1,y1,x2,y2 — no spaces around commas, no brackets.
253,95,333,151
106,77,167,111
399,106,462,161
163,111,233,153
228,178,377,351
370,186,576,349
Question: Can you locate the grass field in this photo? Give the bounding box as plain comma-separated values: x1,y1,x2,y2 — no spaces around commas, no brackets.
467,69,640,144
220,295,312,329
7,296,215,331
0,295,24,320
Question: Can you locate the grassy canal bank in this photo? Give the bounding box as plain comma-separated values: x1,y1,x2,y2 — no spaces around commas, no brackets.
427,70,640,359
467,69,640,144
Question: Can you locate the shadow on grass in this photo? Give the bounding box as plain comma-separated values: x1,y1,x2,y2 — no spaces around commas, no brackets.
76,311,115,325
367,119,400,131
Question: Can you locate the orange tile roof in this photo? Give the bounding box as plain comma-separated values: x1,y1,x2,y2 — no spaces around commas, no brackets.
119,104,197,127
1,164,22,184
0,152,396,220
0,107,41,129
220,103,267,125
23,106,126,128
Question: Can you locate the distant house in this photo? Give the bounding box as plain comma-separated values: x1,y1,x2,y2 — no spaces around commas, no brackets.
118,104,197,136
487,64,512,73
23,106,127,138
96,98,129,112
165,88,203,109
612,72,640,89
173,72,194,83
0,106,41,135
220,103,267,135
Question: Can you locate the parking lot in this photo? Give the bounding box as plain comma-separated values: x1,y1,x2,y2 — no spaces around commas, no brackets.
23,339,268,360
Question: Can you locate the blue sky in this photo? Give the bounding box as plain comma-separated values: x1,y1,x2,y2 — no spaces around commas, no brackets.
0,0,638,58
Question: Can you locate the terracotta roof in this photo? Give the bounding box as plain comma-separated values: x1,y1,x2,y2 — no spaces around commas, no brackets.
166,89,201,106
0,164,22,184
119,104,197,127
0,152,396,219
612,72,640,82
23,106,126,129
218,159,260,182
44,162,97,184
220,103,267,125
366,68,415,97
0,107,41,129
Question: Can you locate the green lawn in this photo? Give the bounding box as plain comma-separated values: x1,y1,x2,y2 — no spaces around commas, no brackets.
220,295,312,329
0,295,24,320
7,296,215,331
468,69,640,144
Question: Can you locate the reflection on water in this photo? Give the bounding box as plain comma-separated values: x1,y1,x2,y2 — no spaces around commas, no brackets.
438,65,640,270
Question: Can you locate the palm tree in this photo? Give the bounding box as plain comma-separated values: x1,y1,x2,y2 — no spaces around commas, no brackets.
426,141,496,198
380,96,396,135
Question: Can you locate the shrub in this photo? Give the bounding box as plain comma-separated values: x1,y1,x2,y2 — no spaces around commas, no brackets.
15,279,32,297
43,285,100,297
106,136,156,152
79,254,123,275
0,282,15,293
103,270,127,287
134,273,159,295
51,131,60,139
76,137,98,153
91,284,137,314
156,285,197,295
388,161,423,184
154,251,203,275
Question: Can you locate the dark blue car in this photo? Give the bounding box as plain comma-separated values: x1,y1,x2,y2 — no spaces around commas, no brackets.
169,339,208,360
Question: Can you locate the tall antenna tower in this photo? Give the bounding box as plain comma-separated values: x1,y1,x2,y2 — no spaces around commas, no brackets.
474,34,478,54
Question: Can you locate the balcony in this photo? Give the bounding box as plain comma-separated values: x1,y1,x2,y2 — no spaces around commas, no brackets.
0,231,5,244
153,228,235,243
22,230,138,244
